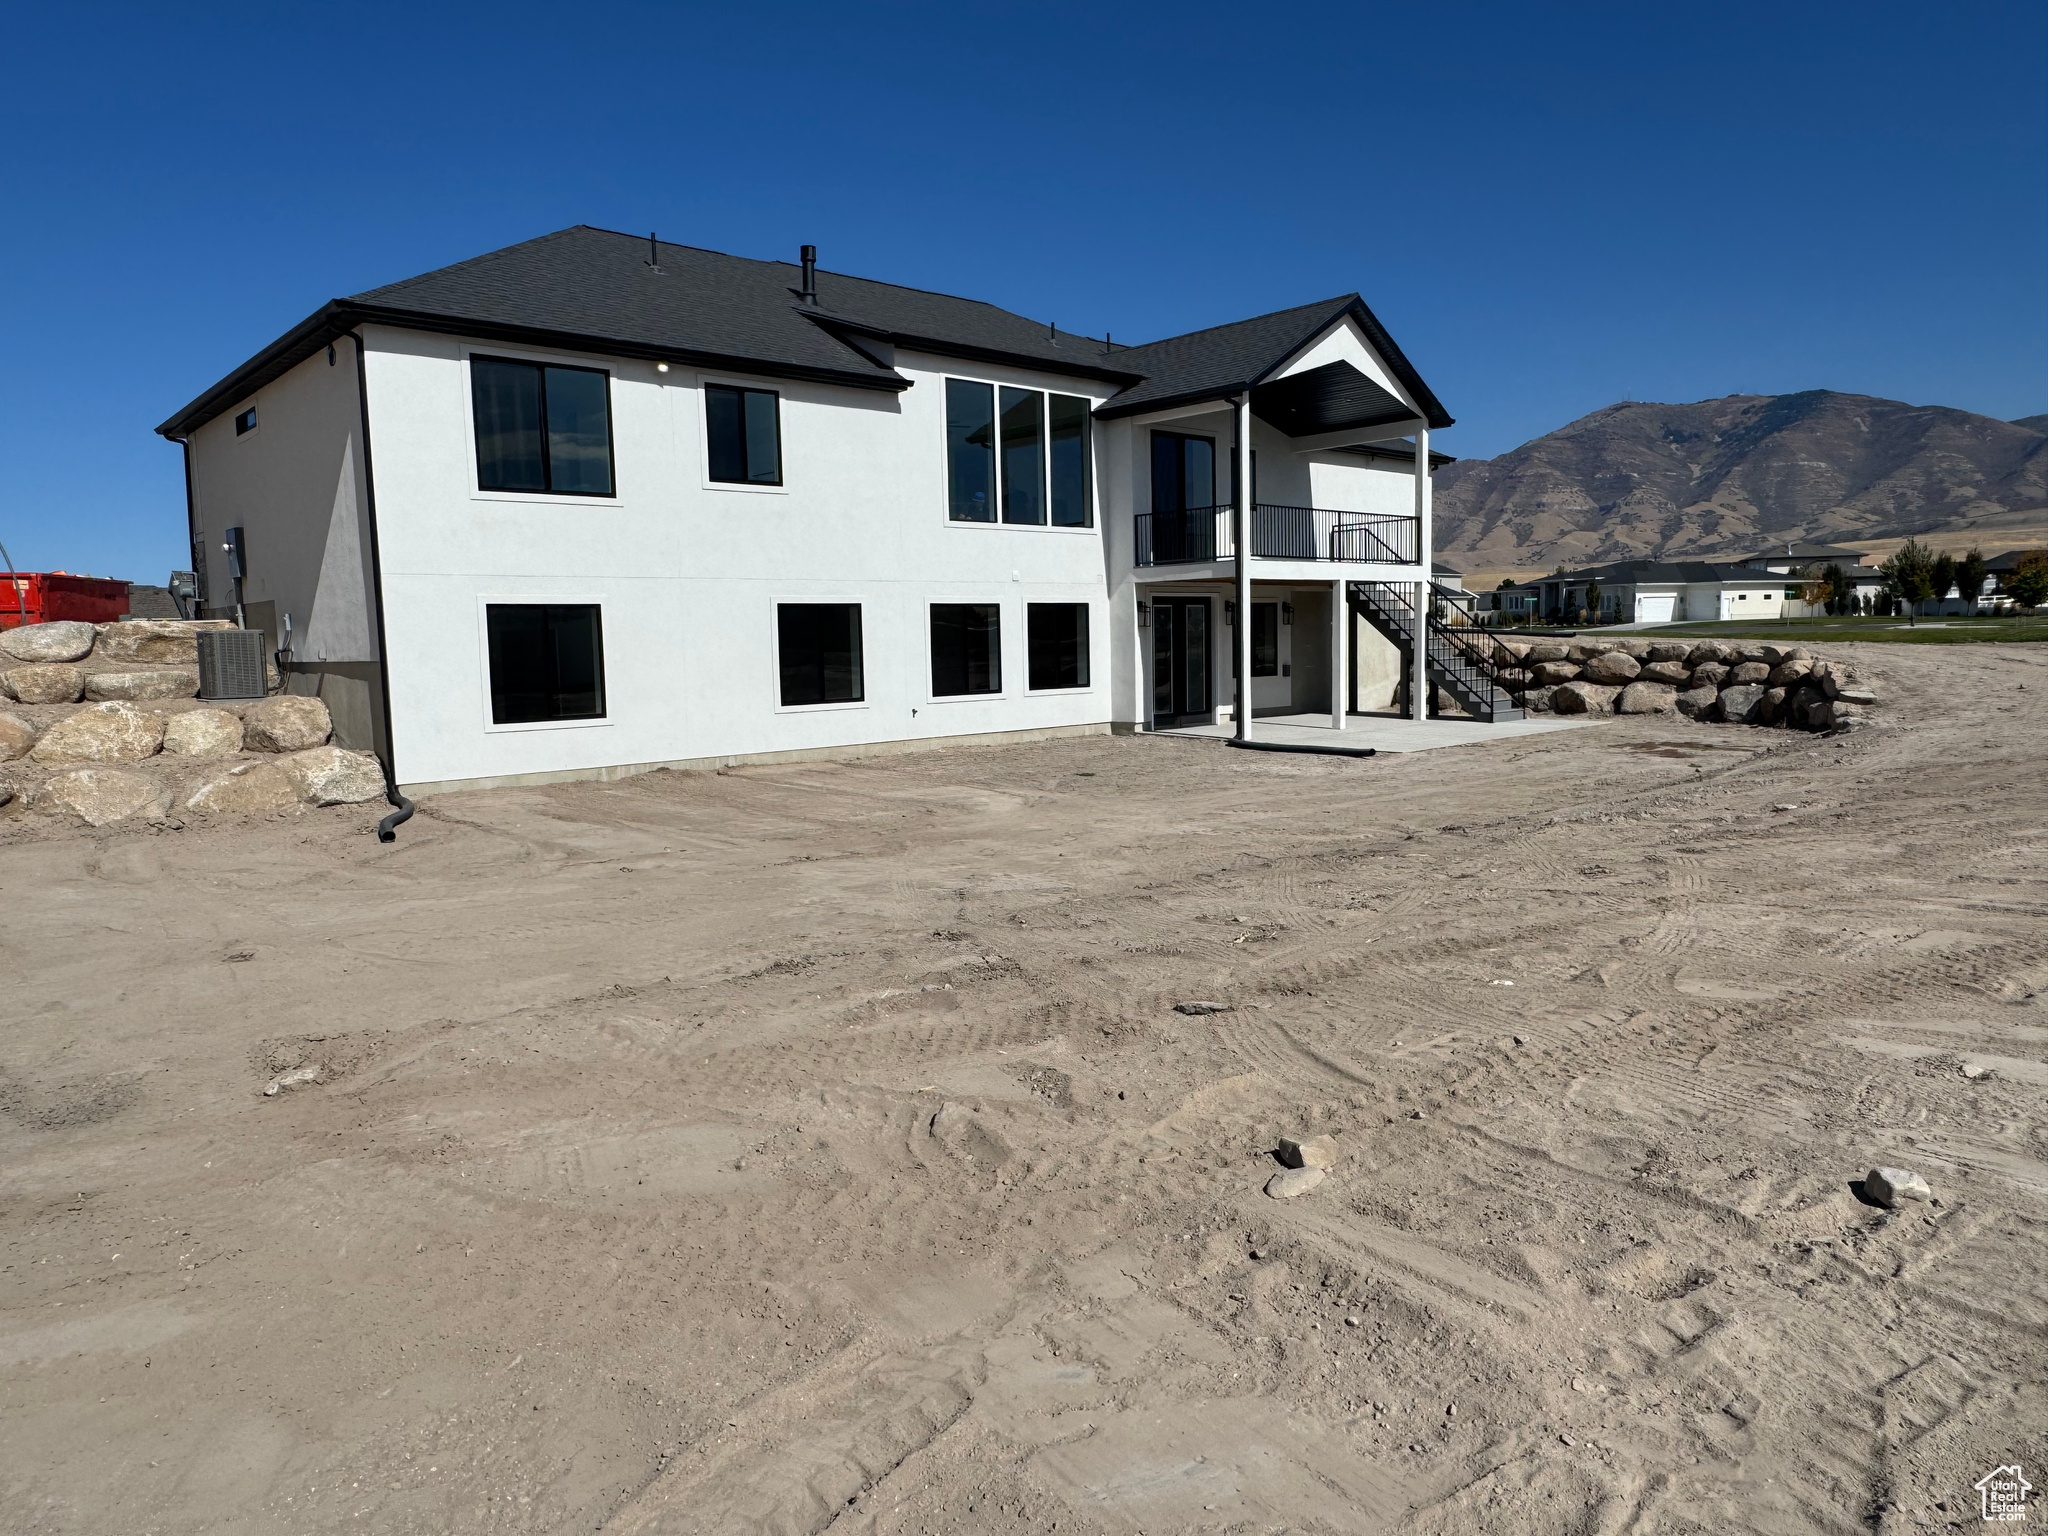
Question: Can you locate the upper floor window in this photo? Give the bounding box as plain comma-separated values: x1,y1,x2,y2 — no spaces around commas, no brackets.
948,379,1092,527
1151,431,1215,512
234,407,258,436
706,385,781,485
473,357,614,496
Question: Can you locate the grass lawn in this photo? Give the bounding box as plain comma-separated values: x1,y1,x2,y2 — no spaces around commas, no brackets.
1643,615,2048,644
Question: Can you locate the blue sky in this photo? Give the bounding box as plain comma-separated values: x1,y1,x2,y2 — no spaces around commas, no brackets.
4,1,2042,581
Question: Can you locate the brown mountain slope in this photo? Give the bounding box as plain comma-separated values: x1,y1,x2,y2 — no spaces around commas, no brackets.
1434,390,2048,576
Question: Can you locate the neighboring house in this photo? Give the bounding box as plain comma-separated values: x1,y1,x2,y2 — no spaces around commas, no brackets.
1985,547,2047,609
158,227,1455,795
1531,561,1819,624
1731,541,1886,609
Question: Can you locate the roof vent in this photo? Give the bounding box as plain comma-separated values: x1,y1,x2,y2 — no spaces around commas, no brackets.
799,245,817,306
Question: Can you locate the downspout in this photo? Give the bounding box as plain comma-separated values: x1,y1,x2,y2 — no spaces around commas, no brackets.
348,329,413,843
178,436,199,618
1233,393,1253,742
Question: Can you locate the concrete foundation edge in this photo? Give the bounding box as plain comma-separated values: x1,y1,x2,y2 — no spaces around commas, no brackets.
400,721,1119,798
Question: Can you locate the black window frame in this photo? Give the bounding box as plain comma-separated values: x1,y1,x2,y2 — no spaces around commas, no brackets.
1150,430,1217,513
947,377,1096,530
1027,603,1091,692
234,407,258,436
470,354,617,497
929,603,1003,698
776,603,865,708
704,383,784,487
484,603,607,725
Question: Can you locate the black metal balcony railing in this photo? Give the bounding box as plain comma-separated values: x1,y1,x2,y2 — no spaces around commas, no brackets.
1134,505,1420,568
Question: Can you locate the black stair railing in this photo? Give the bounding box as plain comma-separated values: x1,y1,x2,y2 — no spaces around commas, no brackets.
1349,581,1528,719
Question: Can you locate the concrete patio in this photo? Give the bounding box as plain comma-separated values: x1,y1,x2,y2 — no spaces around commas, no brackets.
1152,711,1593,753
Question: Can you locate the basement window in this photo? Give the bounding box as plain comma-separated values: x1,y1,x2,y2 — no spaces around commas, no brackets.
930,604,1002,697
234,407,257,435
486,604,606,724
472,357,615,496
778,603,864,706
1027,603,1090,690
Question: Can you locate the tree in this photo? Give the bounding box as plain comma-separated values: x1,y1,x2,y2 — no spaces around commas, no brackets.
1584,578,1602,623
1880,538,1937,624
1496,577,1517,590
1797,563,1832,611
1822,562,1851,615
1931,553,1957,612
2011,551,2048,610
1954,547,1989,614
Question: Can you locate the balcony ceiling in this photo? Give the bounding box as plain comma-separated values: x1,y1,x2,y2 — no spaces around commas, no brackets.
1251,361,1414,439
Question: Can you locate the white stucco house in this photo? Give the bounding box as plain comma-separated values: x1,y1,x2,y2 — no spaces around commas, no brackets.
159,227,1479,796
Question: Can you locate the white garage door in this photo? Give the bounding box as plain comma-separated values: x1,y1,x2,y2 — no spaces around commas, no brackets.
1635,593,1676,624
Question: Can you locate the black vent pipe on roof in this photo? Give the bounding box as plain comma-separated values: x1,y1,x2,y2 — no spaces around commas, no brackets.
800,245,817,305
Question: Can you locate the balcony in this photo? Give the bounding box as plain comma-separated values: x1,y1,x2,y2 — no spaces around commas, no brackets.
1133,505,1420,569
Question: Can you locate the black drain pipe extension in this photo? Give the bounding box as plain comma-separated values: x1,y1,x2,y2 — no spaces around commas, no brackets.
348,329,414,843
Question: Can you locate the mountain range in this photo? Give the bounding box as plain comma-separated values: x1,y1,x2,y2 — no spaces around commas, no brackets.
1432,390,2048,579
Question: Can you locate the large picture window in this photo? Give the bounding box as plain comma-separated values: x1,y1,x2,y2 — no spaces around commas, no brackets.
705,385,782,485
1151,431,1215,513
778,604,864,706
1027,603,1089,691
472,358,614,496
930,604,1002,696
486,604,606,724
948,380,1092,527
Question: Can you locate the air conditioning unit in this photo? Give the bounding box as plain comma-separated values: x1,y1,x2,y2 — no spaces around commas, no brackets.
197,629,267,701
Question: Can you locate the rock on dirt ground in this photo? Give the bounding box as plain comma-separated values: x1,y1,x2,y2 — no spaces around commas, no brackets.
240,694,332,752
0,641,2042,1535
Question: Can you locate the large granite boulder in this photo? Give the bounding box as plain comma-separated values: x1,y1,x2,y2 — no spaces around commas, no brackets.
1638,660,1690,685
1617,681,1678,714
1717,683,1766,723
1521,685,1558,713
1612,639,1654,659
1758,686,1789,726
1581,650,1642,685
1727,660,1772,685
36,767,171,826
184,760,301,813
0,712,36,761
1644,641,1692,663
160,708,244,758
1525,642,1571,664
1551,681,1621,715
84,668,199,702
0,620,96,663
3,664,84,703
279,746,386,805
1690,661,1730,690
1686,640,1737,667
93,619,231,664
29,702,165,764
1531,660,1581,685
1766,658,1814,689
1497,639,1532,661
241,695,332,752
1674,685,1720,718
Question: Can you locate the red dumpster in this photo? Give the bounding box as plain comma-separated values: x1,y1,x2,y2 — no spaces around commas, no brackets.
0,572,132,628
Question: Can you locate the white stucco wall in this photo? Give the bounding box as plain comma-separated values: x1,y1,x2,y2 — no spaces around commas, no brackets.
185,343,376,664
359,328,1120,789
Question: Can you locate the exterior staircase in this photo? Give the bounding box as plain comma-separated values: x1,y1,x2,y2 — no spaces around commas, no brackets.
1348,581,1527,722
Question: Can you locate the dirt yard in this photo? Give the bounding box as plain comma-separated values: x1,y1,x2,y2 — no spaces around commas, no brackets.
3,643,2043,1535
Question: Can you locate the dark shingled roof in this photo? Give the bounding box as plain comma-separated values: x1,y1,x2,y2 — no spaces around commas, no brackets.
159,226,1452,438
1539,560,1801,584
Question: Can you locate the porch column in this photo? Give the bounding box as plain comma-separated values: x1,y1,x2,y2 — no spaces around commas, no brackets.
1234,394,1253,741
1409,425,1431,721
1329,577,1347,729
